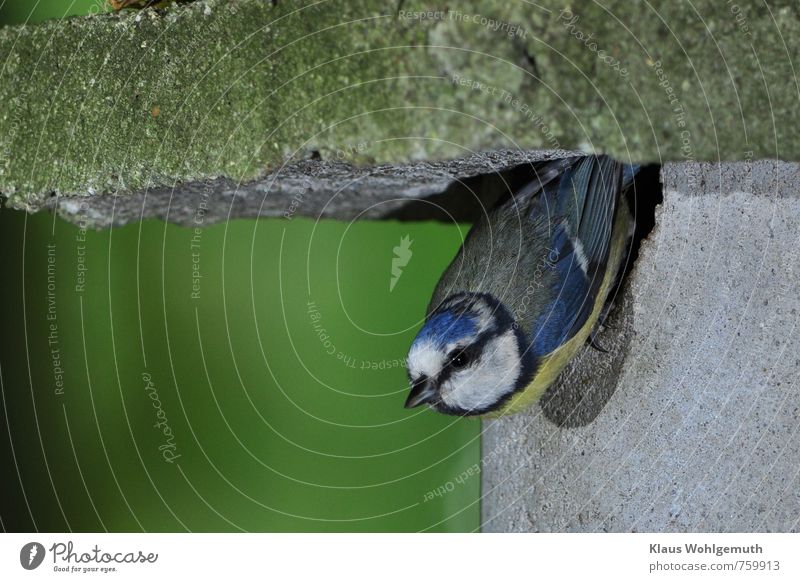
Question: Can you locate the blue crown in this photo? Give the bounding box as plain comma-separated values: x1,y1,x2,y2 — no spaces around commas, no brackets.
413,309,478,348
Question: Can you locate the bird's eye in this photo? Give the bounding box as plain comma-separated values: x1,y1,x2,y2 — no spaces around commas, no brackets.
449,350,470,369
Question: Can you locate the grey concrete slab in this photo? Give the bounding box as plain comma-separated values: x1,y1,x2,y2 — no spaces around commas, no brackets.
482,160,800,532
4,0,800,221
44,149,574,228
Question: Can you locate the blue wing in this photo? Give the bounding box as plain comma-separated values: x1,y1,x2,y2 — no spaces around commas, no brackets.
523,156,637,357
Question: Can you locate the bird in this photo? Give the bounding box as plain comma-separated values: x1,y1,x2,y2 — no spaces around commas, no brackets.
404,154,639,416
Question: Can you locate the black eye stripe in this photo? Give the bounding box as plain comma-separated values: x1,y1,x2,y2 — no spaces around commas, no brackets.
447,348,465,359
448,350,470,369
437,342,482,384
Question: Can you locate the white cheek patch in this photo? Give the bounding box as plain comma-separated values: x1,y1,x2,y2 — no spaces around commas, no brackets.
440,331,521,412
407,340,444,380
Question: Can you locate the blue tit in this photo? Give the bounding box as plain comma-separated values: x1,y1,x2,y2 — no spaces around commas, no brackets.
404,155,639,416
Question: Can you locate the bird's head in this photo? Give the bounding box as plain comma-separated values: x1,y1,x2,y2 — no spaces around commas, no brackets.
405,293,536,415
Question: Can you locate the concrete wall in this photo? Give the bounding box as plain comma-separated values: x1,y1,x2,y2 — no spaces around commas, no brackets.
4,1,800,217
482,160,800,532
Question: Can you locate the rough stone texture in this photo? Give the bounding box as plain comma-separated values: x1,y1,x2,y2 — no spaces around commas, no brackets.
46,149,574,228
482,160,800,532
2,0,800,222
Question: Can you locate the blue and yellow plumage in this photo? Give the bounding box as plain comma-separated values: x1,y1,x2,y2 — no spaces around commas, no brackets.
405,155,638,416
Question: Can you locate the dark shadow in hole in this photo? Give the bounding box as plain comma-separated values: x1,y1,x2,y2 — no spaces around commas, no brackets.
539,163,663,427
384,163,542,222
623,164,663,271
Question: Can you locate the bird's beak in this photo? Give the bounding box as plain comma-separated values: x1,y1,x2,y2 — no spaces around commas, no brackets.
404,377,437,409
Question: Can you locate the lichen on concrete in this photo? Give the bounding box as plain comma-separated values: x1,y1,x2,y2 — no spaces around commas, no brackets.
1,1,799,219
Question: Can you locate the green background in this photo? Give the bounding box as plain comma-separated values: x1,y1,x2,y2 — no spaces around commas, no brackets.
0,1,480,532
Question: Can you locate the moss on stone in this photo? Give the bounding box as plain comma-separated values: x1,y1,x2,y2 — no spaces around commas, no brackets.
1,0,798,211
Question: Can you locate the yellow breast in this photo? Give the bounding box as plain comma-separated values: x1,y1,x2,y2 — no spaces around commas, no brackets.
487,202,631,417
